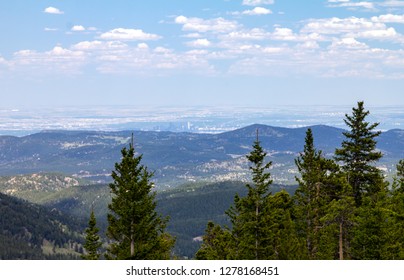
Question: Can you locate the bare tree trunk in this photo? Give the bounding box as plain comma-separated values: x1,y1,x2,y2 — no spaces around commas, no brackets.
255,203,259,260
339,222,343,260
131,237,134,257
131,221,135,257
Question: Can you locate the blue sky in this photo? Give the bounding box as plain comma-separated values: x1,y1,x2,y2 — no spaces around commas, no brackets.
1,0,404,108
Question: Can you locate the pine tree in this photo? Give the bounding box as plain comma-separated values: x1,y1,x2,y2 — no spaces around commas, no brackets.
382,160,404,259
319,183,355,260
227,130,274,259
396,159,404,188
294,128,329,258
106,139,174,259
351,192,388,259
294,128,350,259
334,101,384,206
195,221,233,260
268,190,304,259
82,209,102,260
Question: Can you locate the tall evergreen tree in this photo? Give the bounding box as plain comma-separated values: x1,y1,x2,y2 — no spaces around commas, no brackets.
396,159,404,188
106,139,174,259
319,182,355,260
226,130,274,259
82,209,102,260
382,160,404,259
351,191,388,260
195,221,232,260
334,101,385,206
294,128,333,259
294,128,350,259
267,190,304,259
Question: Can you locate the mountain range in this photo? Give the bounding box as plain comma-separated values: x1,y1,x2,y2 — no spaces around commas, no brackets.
0,124,402,187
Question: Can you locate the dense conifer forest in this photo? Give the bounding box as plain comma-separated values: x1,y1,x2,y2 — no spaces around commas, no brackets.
0,192,85,259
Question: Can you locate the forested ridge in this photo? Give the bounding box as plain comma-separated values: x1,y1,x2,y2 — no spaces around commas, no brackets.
0,192,85,259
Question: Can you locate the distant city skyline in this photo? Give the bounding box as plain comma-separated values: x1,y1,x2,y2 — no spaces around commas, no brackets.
1,1,404,107
0,105,402,136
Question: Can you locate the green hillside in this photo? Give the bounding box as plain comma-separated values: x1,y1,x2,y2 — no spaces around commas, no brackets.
0,192,85,259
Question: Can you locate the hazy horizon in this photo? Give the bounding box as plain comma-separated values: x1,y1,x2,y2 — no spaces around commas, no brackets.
0,104,402,136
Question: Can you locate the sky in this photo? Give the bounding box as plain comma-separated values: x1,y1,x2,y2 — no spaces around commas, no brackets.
1,0,404,108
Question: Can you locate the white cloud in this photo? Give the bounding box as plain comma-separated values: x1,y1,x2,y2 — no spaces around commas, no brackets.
137,43,149,49
44,7,64,15
343,2,375,9
186,39,212,48
0,56,7,66
269,27,324,43
182,33,202,38
71,25,86,31
262,47,285,53
154,47,172,54
302,17,386,35
12,46,86,74
242,0,274,6
10,43,214,76
242,7,272,15
95,45,215,75
175,16,188,24
378,0,404,7
358,27,399,39
175,16,239,33
222,28,269,41
298,41,320,49
48,46,82,56
100,28,161,41
329,37,369,50
272,27,298,40
186,49,209,55
72,40,128,51
372,14,404,23
329,1,375,9
44,27,58,32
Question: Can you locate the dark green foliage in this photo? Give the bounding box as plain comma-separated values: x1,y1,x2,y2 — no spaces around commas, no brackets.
106,141,174,259
40,180,292,259
293,128,355,259
294,129,332,259
195,221,233,260
331,101,390,259
319,184,355,259
351,193,388,259
82,210,102,260
0,192,84,259
157,181,294,259
397,159,404,188
381,160,404,259
335,101,384,206
266,190,304,259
